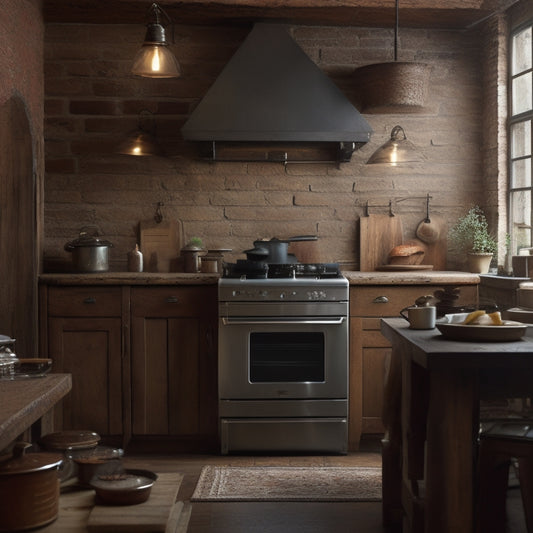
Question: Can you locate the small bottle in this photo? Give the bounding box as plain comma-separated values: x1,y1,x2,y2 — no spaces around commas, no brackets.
128,244,143,272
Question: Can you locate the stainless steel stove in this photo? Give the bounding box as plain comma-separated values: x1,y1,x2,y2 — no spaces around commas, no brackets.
218,262,349,454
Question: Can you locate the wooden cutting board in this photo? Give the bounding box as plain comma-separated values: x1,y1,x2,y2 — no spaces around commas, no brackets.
140,220,182,273
359,214,404,271
87,472,183,532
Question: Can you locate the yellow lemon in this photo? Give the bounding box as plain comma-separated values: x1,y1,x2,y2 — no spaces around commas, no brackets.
462,310,486,324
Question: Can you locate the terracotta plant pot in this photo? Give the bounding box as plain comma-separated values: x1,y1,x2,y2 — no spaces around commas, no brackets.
467,253,493,273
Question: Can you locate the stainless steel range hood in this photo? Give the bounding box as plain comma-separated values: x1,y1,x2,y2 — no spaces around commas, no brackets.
181,23,372,163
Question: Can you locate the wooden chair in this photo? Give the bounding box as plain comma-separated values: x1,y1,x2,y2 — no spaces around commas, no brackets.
476,420,533,533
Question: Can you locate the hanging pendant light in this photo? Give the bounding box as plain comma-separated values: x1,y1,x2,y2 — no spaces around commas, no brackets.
366,125,425,165
131,3,181,79
117,110,161,156
353,0,431,113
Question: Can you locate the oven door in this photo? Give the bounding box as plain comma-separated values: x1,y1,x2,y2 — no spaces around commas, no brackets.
218,304,348,400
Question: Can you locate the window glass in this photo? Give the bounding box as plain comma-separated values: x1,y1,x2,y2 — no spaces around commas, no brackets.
512,26,532,75
510,190,532,253
512,72,532,115
511,158,532,189
511,120,531,158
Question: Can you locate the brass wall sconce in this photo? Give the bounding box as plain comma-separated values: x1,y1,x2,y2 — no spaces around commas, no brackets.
366,125,425,165
117,110,161,156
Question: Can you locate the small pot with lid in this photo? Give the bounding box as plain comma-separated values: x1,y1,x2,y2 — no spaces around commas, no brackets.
245,236,318,264
65,226,113,272
0,442,63,531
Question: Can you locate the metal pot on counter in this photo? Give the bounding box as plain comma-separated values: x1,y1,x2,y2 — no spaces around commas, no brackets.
244,236,318,264
64,226,113,272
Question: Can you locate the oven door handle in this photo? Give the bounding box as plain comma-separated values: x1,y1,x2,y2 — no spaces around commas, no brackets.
221,317,346,325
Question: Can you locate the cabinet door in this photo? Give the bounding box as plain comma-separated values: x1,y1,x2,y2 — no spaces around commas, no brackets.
130,286,217,449
49,317,123,436
349,284,479,451
350,317,391,450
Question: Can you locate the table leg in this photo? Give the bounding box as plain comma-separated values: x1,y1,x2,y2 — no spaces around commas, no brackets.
382,346,403,529
425,369,477,533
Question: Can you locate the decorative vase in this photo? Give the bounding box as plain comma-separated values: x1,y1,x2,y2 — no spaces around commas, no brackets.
467,253,493,274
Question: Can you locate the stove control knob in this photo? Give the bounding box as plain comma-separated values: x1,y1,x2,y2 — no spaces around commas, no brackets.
279,292,286,299
259,290,269,298
308,290,327,300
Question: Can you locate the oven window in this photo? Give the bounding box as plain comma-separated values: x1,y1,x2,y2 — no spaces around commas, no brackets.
249,332,325,382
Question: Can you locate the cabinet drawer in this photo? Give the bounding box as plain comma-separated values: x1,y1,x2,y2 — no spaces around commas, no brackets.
350,286,437,317
48,287,122,317
350,285,478,317
130,286,217,317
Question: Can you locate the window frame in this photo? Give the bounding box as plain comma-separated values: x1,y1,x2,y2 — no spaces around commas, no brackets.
508,19,533,255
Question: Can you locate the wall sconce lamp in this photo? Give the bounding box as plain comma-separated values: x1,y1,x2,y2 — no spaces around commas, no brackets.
366,125,425,165
117,110,161,156
131,3,181,78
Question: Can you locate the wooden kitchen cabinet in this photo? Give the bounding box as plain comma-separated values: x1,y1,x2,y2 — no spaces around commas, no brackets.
130,286,218,452
349,284,478,451
41,286,125,441
40,280,219,452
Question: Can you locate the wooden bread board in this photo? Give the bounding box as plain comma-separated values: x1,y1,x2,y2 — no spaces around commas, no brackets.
359,214,404,271
87,472,183,532
140,220,182,273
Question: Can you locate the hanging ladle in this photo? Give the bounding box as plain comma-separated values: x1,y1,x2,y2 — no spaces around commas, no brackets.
415,194,440,244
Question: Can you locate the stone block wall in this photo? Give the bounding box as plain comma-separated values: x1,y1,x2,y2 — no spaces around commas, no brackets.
44,21,491,271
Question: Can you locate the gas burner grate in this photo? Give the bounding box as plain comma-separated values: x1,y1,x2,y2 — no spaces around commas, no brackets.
222,261,341,279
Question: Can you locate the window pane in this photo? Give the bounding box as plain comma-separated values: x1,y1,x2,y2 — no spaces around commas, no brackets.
511,120,532,158
511,157,532,189
511,190,532,252
513,72,533,115
512,27,532,75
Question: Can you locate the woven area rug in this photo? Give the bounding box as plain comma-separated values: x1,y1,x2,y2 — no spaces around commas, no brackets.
190,466,382,502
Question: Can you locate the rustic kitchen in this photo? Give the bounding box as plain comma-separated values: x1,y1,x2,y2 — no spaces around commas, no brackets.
1,0,533,531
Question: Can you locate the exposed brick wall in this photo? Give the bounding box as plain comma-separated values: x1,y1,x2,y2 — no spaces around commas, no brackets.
44,21,490,271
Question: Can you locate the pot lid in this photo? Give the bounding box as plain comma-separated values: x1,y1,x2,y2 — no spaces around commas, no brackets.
40,430,101,451
0,442,62,475
67,234,113,248
67,445,123,462
0,334,15,346
66,226,113,248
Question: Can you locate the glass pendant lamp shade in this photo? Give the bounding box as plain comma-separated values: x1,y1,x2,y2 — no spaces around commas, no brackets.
132,43,181,78
131,4,181,79
366,125,425,165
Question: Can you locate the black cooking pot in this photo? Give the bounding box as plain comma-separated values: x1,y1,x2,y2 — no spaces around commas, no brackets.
244,236,317,264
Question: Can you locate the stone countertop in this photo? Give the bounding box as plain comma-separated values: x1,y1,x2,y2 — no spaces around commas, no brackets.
39,272,220,285
40,271,481,286
343,270,480,285
0,373,72,452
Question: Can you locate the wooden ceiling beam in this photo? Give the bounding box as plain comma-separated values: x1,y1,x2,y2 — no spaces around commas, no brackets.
42,0,518,29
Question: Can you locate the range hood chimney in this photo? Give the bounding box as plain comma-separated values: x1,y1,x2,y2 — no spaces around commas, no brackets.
181,23,372,163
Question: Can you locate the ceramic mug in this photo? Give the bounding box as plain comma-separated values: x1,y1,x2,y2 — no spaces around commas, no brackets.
400,305,436,330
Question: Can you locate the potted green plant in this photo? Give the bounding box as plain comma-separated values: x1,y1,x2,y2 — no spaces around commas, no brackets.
448,206,497,273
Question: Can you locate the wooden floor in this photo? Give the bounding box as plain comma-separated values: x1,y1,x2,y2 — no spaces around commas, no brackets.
120,435,528,533
122,437,385,533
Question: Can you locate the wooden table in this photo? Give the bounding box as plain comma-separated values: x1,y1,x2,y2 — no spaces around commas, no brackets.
0,373,71,452
380,318,533,533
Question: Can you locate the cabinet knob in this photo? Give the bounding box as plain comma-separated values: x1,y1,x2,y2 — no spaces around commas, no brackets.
166,296,179,304
372,295,389,304
83,297,96,304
